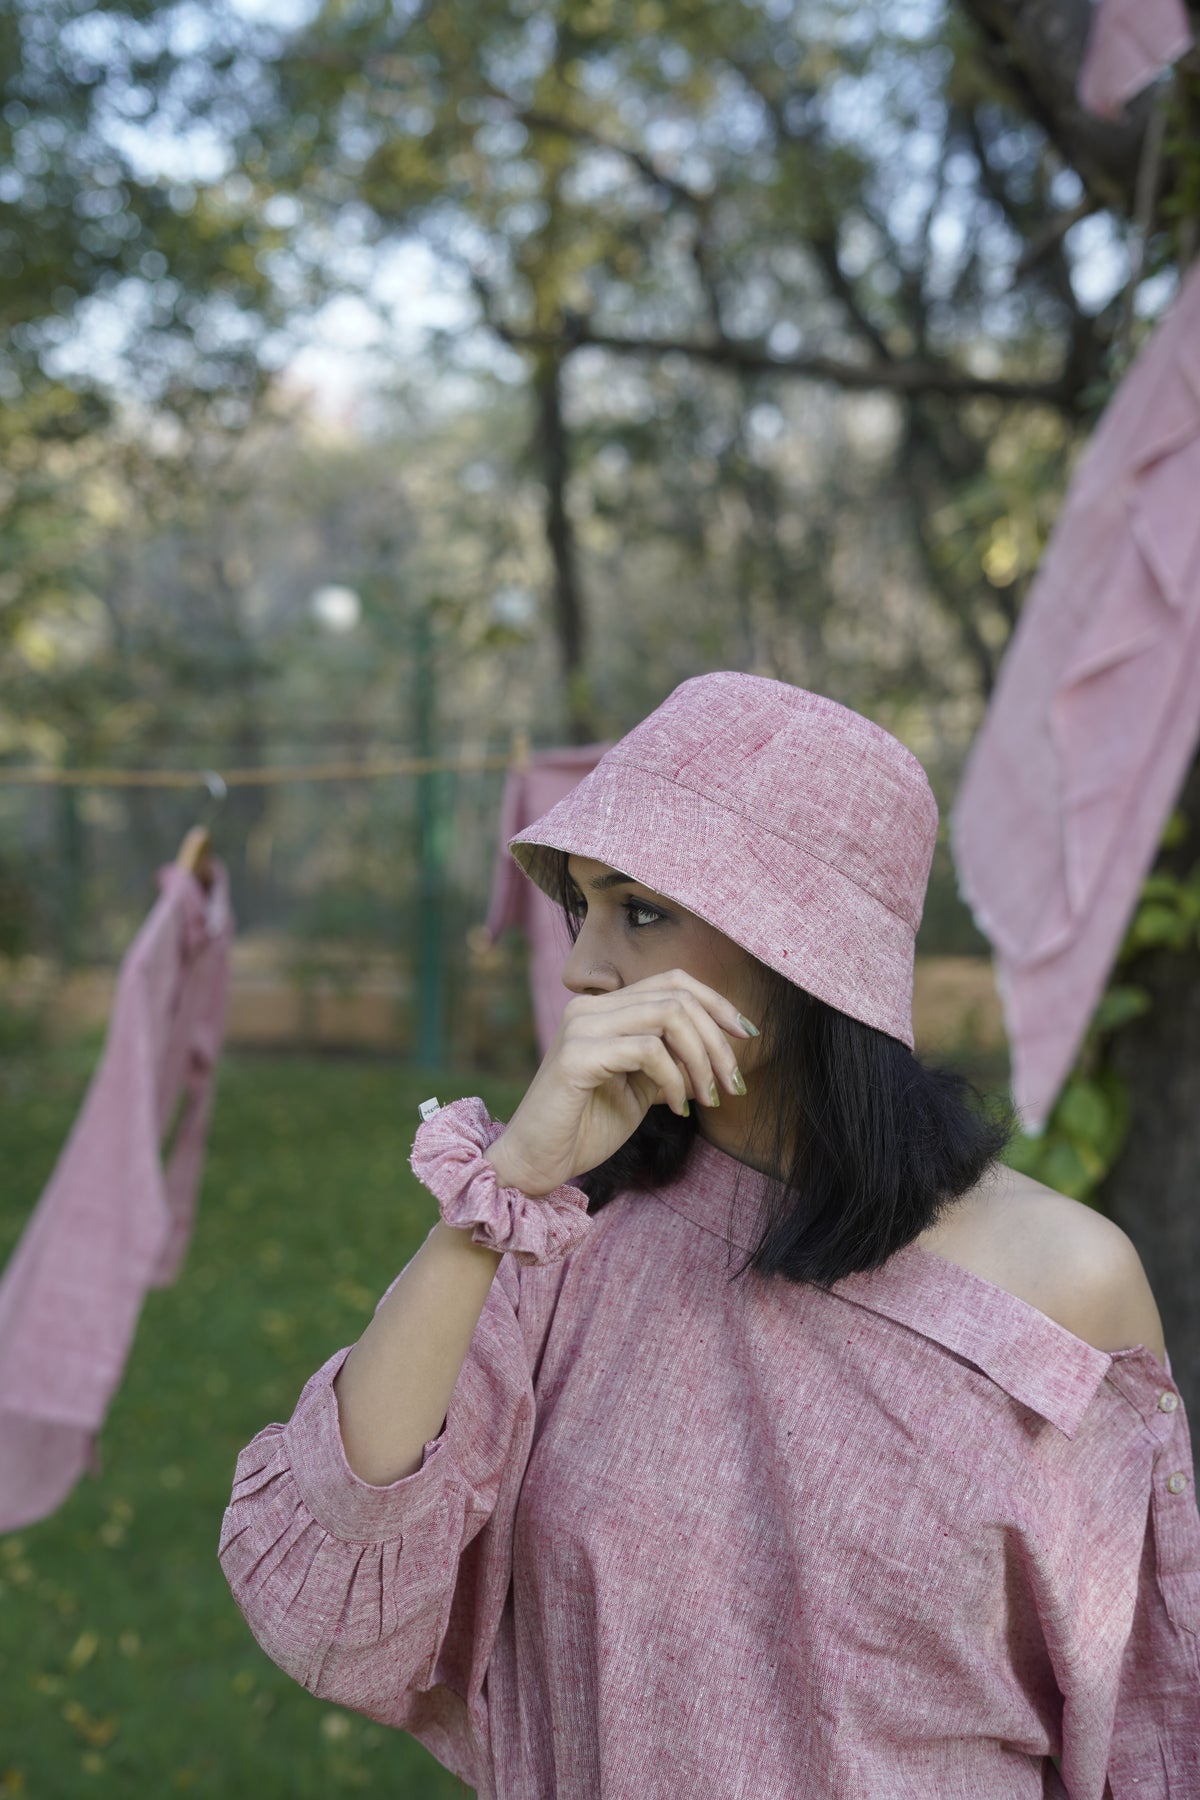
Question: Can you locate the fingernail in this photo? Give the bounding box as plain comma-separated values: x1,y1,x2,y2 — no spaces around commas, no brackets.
709,1079,720,1107
732,1069,747,1096
737,1014,759,1037
681,1099,691,1117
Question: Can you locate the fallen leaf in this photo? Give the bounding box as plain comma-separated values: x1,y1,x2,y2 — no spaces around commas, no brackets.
65,1632,99,1672
62,1702,119,1748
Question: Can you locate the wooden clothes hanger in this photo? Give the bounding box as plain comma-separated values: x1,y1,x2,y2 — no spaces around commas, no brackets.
175,825,214,889
174,771,226,891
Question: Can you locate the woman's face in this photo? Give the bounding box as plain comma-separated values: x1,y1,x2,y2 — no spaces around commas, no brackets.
560,853,774,1149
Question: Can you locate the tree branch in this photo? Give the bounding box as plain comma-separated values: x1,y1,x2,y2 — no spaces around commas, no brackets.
513,104,708,210
489,320,1072,404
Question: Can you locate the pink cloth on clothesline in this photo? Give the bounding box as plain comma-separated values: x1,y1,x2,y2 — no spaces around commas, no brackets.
951,258,1200,1133
0,863,234,1531
484,744,611,1057
1078,0,1194,121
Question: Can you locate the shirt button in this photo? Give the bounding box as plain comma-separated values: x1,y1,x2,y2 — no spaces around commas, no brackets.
1158,1391,1180,1412
1167,1472,1189,1495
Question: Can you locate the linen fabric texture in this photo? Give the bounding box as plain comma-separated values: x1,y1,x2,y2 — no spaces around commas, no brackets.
0,862,233,1531
505,671,939,1050
219,1099,1200,1799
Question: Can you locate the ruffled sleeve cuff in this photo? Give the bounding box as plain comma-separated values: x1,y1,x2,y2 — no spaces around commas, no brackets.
409,1096,593,1267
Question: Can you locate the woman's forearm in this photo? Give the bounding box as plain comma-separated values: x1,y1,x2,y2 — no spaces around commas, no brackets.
332,1213,504,1485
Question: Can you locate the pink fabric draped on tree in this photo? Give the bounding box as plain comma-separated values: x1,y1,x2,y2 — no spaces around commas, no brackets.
951,257,1200,1131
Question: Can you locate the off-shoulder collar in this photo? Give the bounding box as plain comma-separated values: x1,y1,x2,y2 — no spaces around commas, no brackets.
656,1130,1113,1439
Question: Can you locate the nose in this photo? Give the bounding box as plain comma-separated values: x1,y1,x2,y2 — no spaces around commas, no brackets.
561,917,623,998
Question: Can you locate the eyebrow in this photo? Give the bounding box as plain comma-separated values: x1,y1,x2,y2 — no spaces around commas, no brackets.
567,868,649,894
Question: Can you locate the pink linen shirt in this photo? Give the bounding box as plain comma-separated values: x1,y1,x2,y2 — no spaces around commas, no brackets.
219,1110,1200,1799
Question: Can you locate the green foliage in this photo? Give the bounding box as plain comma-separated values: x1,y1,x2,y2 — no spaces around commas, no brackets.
0,0,286,411
1161,68,1200,249
1116,864,1200,957
1091,983,1153,1034
1002,1066,1131,1202
0,1046,521,1797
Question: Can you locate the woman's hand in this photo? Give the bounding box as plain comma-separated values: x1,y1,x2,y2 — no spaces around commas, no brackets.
485,969,755,1196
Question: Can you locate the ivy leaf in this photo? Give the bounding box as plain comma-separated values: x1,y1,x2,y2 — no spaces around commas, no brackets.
1001,1133,1045,1177
1038,1139,1092,1200
1056,1079,1109,1147
1161,809,1190,850
1092,984,1151,1033
1140,874,1185,901
1127,903,1192,952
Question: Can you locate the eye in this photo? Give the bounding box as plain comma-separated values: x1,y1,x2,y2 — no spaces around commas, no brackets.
566,888,663,930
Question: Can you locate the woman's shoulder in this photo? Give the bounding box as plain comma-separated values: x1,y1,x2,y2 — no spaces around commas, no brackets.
918,1165,1167,1365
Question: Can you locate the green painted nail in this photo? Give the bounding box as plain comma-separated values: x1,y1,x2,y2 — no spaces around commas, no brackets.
737,1014,760,1037
709,1079,720,1107
681,1099,690,1117
732,1069,747,1096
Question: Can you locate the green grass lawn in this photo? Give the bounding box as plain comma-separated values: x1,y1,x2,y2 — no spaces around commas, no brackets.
0,1043,529,1799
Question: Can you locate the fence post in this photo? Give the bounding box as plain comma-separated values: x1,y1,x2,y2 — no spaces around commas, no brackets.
412,605,445,1071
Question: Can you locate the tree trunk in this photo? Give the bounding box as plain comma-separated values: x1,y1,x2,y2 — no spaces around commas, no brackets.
533,349,596,744
1100,751,1200,1428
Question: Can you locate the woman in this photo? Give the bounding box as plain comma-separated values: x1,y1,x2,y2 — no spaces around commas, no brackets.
219,672,1199,1798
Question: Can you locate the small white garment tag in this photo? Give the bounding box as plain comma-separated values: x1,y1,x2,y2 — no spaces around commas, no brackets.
418,1096,442,1122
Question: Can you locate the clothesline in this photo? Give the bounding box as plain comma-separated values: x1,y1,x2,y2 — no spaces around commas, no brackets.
0,731,533,790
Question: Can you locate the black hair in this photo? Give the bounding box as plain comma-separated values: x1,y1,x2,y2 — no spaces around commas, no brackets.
547,847,1016,1289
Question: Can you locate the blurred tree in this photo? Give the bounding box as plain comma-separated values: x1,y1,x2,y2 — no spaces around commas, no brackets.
234,0,1118,736
0,0,287,420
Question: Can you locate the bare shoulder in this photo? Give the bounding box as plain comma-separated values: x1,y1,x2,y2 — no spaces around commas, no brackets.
921,1166,1167,1365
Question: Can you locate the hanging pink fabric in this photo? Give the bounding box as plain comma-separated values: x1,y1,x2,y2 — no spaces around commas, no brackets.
1078,0,1193,120
951,258,1200,1133
0,862,234,1531
483,745,611,1057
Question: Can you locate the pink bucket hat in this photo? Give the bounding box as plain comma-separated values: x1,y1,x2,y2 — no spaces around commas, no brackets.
507,672,939,1048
